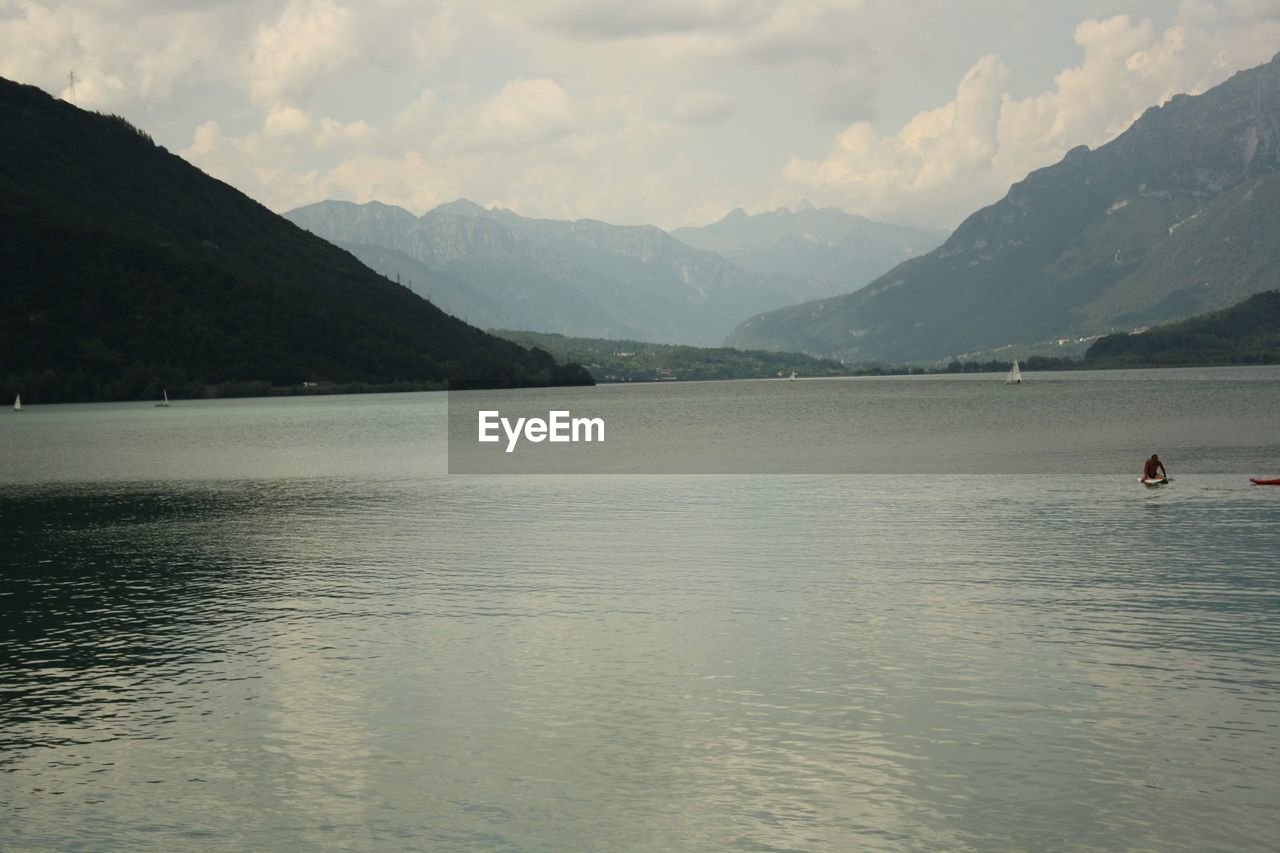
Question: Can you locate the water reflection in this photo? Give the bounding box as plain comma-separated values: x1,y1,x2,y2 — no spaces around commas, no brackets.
3,474,1279,848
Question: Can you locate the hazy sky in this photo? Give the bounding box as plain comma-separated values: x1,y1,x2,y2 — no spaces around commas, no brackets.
3,1,1279,229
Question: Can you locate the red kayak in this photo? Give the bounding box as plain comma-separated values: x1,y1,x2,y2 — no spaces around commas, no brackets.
1249,477,1280,485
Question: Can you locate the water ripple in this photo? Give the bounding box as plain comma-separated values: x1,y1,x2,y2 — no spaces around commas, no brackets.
2,469,1279,850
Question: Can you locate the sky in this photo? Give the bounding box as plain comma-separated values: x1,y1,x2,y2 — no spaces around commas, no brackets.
3,1,1279,230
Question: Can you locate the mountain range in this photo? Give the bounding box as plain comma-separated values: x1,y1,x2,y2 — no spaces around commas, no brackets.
284,200,941,347
0,77,590,402
10,44,1278,398
729,52,1280,364
671,203,945,288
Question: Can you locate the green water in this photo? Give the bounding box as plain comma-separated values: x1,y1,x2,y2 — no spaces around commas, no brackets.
3,369,1279,850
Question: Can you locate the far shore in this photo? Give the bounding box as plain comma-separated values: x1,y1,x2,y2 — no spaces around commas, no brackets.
10,362,1280,407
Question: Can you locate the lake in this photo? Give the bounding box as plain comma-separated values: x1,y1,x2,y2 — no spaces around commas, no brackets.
3,368,1279,850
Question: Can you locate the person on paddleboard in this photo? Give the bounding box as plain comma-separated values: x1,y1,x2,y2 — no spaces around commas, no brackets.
1143,454,1167,481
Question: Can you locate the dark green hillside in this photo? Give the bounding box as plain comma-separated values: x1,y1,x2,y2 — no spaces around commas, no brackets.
1086,291,1280,365
0,77,590,402
493,330,854,382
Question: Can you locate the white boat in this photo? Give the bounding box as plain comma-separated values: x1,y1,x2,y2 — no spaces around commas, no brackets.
155,389,170,407
13,393,22,412
1006,360,1022,384
789,371,797,381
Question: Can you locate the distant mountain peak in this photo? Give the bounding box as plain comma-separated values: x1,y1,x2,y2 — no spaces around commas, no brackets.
282,197,851,346
672,203,947,288
1063,144,1090,162
432,198,488,217
286,198,418,233
289,198,414,215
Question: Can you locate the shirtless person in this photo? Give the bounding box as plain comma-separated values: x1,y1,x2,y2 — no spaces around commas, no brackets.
1142,454,1167,481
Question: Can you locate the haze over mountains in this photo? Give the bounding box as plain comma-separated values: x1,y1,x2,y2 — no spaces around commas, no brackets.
0,77,590,402
285,200,942,346
672,204,945,288
730,52,1280,364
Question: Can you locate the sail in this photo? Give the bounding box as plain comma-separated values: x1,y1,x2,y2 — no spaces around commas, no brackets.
13,394,21,411
1006,360,1022,384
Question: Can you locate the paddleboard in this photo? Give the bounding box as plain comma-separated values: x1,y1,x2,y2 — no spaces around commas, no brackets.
1140,477,1169,486
1249,477,1280,485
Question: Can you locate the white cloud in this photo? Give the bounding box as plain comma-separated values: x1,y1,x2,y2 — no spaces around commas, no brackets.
783,54,1006,222
263,104,313,136
465,78,578,150
313,150,462,211
248,0,359,106
246,0,465,109
5,2,1280,230
316,116,375,149
0,1,241,108
186,119,224,157
783,9,1280,226
183,105,398,212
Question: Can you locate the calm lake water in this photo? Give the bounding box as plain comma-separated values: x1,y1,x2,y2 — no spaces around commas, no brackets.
3,368,1280,850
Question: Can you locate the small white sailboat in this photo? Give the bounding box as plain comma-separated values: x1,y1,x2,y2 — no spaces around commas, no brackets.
13,393,23,412
155,389,170,407
1006,360,1022,385
789,371,798,381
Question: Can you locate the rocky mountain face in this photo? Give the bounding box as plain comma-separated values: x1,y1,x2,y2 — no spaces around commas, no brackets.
728,52,1280,363
285,201,844,346
672,203,945,288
